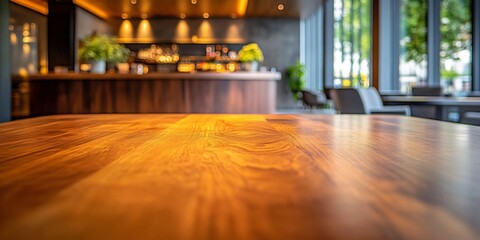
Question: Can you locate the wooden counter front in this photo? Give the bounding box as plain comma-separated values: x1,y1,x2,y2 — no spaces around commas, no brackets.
25,72,281,116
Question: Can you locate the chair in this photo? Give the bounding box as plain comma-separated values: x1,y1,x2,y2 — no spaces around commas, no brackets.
411,86,443,96
300,90,327,109
359,88,411,115
329,88,366,114
411,86,443,119
330,88,410,115
461,112,480,126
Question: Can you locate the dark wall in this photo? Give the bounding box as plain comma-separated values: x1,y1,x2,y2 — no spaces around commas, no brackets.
110,18,300,108
48,0,76,71
0,0,11,122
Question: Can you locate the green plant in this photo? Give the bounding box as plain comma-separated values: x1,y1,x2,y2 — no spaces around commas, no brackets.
79,34,130,62
238,43,264,63
287,61,306,101
441,69,459,80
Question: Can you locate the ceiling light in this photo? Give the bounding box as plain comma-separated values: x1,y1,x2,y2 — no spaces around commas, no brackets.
122,13,128,19
180,13,186,19
131,0,137,4
141,13,148,19
191,0,197,4
277,4,284,11
203,13,209,19
231,13,238,19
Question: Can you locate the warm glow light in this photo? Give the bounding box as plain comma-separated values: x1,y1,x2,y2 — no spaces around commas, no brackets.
19,68,28,77
10,33,17,45
119,20,134,38
191,0,197,4
237,0,248,17
10,0,48,15
175,20,190,40
191,35,198,43
122,13,128,19
73,0,109,19
203,13,209,19
226,23,241,40
28,64,35,72
131,0,137,4
198,20,213,39
137,19,153,39
22,44,31,57
277,4,285,11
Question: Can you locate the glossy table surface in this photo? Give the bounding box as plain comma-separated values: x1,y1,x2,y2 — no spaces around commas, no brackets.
1,114,479,239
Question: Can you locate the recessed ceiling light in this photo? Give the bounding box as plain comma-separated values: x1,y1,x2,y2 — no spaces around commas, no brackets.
191,0,197,4
231,13,238,19
122,13,128,19
277,3,285,11
131,0,137,4
180,13,186,19
203,13,209,19
141,13,148,19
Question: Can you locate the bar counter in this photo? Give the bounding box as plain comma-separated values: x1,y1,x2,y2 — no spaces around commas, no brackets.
22,72,281,116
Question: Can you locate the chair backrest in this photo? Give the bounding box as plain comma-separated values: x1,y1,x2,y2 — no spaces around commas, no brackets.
412,86,442,96
330,88,366,114
301,90,318,106
301,90,327,107
358,87,384,113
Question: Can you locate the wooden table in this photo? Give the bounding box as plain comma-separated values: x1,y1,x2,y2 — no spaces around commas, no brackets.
382,96,480,121
1,114,480,239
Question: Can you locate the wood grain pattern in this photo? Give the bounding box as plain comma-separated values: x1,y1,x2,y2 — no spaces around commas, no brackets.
26,75,278,116
1,114,480,239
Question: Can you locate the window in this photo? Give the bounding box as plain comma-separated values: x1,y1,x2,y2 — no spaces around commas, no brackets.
440,0,472,94
333,0,371,88
398,0,473,94
399,0,428,93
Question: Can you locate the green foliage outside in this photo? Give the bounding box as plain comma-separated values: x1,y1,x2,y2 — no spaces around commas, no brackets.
287,61,306,101
401,0,471,78
333,0,371,87
238,43,264,63
79,34,130,63
401,0,428,63
441,69,460,80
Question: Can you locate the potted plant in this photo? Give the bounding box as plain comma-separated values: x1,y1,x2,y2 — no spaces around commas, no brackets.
109,42,131,74
286,61,306,101
79,34,130,74
238,43,264,71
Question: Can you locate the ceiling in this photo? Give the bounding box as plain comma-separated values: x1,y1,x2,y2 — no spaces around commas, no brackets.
11,0,323,19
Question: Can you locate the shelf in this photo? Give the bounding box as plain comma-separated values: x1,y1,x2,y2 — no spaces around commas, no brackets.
117,38,247,45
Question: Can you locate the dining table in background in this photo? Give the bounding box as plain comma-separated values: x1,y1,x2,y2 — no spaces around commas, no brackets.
0,114,479,239
382,95,480,121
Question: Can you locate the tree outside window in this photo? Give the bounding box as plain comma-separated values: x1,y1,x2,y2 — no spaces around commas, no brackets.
399,0,472,94
333,0,371,88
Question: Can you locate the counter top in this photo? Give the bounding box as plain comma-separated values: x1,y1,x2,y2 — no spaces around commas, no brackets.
20,71,282,81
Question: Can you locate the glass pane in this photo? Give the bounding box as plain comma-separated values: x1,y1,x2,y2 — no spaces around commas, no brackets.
399,0,428,93
440,0,472,95
333,0,371,88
